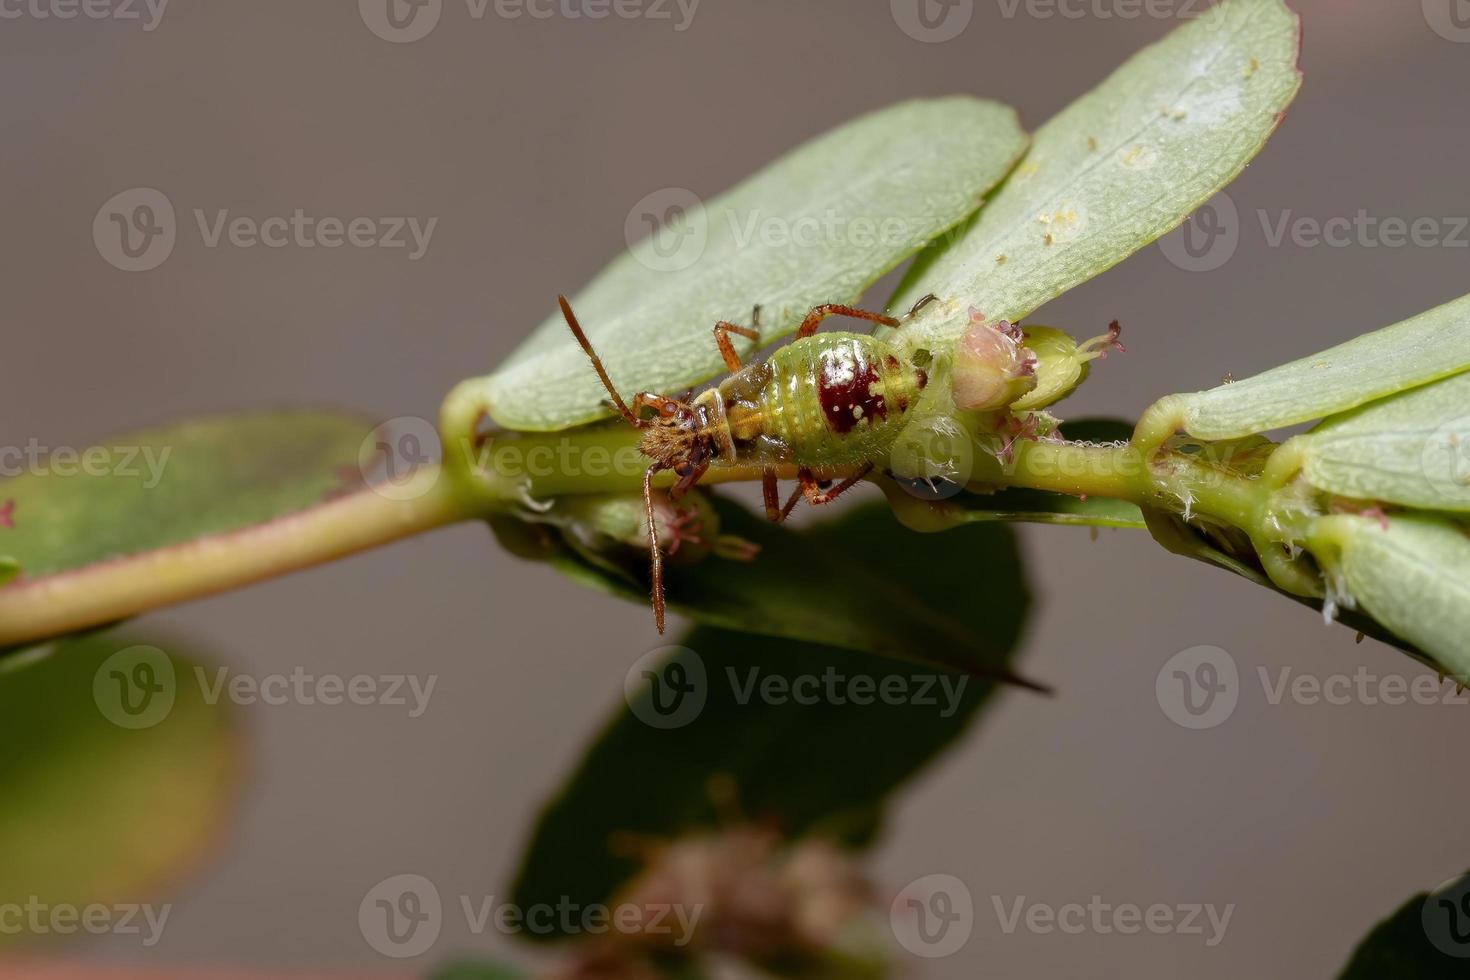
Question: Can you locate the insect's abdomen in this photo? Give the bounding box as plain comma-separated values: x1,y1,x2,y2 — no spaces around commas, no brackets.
718,333,926,468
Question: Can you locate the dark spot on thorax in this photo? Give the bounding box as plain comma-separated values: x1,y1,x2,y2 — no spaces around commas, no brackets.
817,342,886,435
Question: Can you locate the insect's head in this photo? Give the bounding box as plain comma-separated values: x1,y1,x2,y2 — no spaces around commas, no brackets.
638,407,714,495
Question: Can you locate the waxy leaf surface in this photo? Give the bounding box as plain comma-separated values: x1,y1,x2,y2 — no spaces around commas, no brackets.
1176,292,1470,440
478,98,1028,431
891,0,1301,353
1301,370,1470,511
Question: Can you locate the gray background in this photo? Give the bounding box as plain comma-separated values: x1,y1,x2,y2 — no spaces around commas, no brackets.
2,1,1468,977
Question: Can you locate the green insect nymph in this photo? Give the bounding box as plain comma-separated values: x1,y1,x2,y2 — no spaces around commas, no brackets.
559,294,934,632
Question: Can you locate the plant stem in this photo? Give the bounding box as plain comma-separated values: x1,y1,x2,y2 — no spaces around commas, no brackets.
0,466,467,649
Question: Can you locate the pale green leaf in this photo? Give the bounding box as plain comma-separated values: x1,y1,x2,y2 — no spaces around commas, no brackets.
1175,292,1470,440
1301,370,1470,511
476,98,1028,431
890,0,1301,352
1327,515,1470,681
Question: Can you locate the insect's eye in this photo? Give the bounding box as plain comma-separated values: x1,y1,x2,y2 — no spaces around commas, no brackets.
674,462,694,478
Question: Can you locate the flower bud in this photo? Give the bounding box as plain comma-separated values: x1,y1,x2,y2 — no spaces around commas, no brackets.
1011,321,1125,411
951,310,1037,412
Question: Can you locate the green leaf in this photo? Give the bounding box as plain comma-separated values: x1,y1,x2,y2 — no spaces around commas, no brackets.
1318,515,1470,682
890,0,1301,352
1173,292,1470,440
1140,508,1430,666
951,487,1145,529
531,496,1035,684
430,959,527,980
0,630,239,943
475,98,1028,431
1299,370,1470,511
510,623,1020,940
0,410,372,581
1337,873,1470,979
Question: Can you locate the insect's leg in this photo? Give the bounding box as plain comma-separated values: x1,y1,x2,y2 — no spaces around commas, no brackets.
779,482,805,521
644,463,667,634
905,293,939,319
799,463,874,506
631,392,685,417
713,320,761,372
796,304,900,338
761,469,782,522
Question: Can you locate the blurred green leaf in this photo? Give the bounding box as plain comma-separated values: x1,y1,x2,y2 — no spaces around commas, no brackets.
1301,370,1470,512
430,959,527,980
510,628,1020,940
1338,873,1470,979
0,410,372,581
1173,292,1470,440
477,97,1028,431
536,496,1035,684
890,0,1301,353
508,505,1030,937
0,630,239,945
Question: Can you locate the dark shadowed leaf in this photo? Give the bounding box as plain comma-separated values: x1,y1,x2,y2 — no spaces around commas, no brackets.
1337,873,1470,979
531,496,1034,684
508,626,1020,940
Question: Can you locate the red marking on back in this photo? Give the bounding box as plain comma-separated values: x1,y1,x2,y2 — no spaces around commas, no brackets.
0,499,14,529
817,344,886,435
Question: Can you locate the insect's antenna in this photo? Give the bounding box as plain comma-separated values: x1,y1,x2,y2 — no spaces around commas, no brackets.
643,464,667,634
559,295,643,427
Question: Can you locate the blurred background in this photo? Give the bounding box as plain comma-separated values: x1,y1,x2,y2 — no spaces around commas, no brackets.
1,1,1468,977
